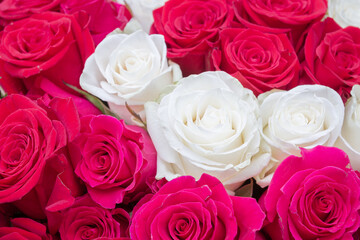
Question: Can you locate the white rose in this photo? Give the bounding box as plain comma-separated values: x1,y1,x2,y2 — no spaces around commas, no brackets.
335,85,360,170
124,0,167,33
328,0,360,28
145,71,270,192
255,85,344,187
80,30,181,124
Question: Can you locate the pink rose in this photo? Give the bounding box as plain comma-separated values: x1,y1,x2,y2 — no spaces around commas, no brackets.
303,17,360,100
0,0,61,28
0,11,94,95
0,94,80,204
211,28,300,95
151,0,233,76
26,76,102,117
232,0,327,51
261,146,360,239
0,218,52,240
70,115,157,208
130,174,265,240
60,0,131,45
59,195,130,239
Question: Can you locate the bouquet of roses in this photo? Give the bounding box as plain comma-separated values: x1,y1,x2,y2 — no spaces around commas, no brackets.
0,0,359,239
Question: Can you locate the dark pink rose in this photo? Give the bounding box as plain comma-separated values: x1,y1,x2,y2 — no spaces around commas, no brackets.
0,218,52,240
303,17,360,101
151,0,234,76
26,76,102,117
0,11,94,95
211,28,300,95
59,195,130,240
232,0,327,50
60,0,131,45
70,115,156,209
261,146,360,239
0,0,61,28
130,174,265,240
0,94,80,204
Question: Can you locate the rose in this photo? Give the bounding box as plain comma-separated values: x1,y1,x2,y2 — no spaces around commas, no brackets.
130,174,265,240
303,17,360,100
151,0,234,76
261,146,360,239
124,0,168,33
232,0,327,50
328,0,360,28
61,0,131,45
0,94,80,204
59,195,130,240
69,114,157,208
0,0,61,28
26,76,102,117
145,71,270,191
0,218,52,240
211,28,300,96
255,85,344,187
0,12,94,95
335,85,360,171
80,29,181,124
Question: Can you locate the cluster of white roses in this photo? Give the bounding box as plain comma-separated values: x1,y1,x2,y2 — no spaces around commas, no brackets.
80,1,360,192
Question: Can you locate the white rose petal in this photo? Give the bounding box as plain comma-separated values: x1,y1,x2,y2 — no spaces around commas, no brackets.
124,0,168,33
80,30,182,124
335,85,360,170
145,71,270,192
328,0,360,28
256,85,344,187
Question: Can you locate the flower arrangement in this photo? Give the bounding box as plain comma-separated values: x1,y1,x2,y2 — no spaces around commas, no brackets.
0,0,359,239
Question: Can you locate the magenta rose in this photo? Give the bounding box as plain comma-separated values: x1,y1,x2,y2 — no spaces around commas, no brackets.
130,174,265,240
59,195,130,240
0,94,80,204
232,0,327,50
0,0,61,28
0,11,94,95
26,76,102,117
0,218,52,240
261,146,360,239
304,17,360,100
60,0,131,45
69,115,157,209
151,0,233,76
211,28,300,95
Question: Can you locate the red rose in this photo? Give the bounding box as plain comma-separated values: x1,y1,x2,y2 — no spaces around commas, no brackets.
0,94,80,205
303,17,360,100
232,0,327,51
0,0,61,28
70,115,157,209
211,28,300,95
60,0,131,45
151,0,233,76
0,11,94,95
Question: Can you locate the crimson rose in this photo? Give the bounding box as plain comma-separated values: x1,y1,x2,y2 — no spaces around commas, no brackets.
232,0,327,50
151,0,233,76
211,28,300,95
304,17,360,100
0,11,94,95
